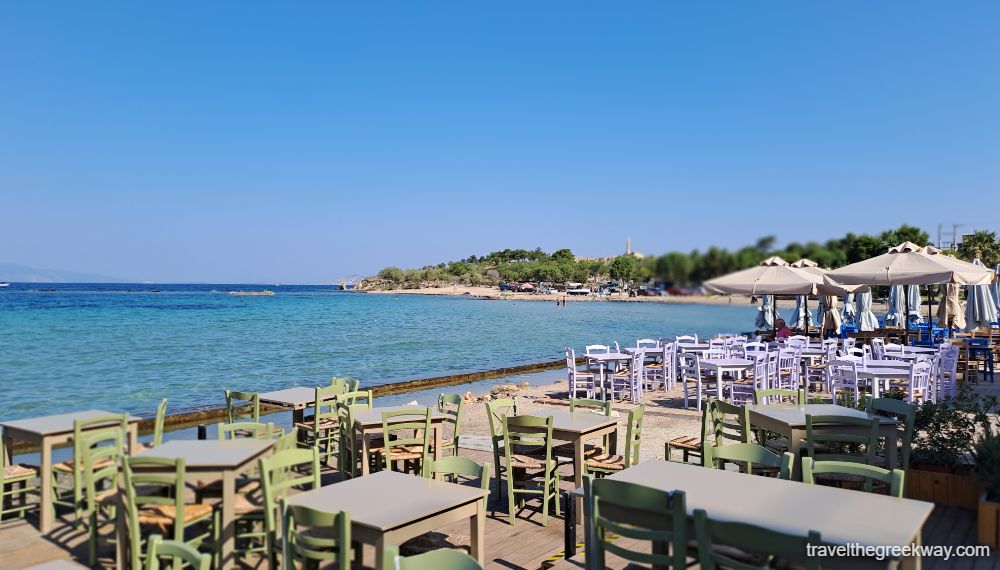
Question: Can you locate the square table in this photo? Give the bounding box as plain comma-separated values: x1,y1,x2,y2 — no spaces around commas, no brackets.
856,365,912,398
285,470,487,568
129,439,274,569
694,358,754,410
746,404,900,479
584,353,633,399
533,408,618,520
1,409,140,533
569,460,932,569
351,405,449,476
258,386,318,425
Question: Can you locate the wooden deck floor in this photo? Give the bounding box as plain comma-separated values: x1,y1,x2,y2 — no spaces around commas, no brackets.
2,445,996,569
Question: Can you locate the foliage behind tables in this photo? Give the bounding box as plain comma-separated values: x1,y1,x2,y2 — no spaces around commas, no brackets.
973,427,1000,499
911,384,999,472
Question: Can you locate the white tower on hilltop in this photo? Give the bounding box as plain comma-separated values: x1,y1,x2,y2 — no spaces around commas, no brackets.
626,237,632,256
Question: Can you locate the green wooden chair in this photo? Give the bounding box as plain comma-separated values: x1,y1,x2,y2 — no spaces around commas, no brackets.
437,393,465,457
275,427,300,452
693,508,821,570
486,397,518,500
425,455,491,494
805,414,879,464
281,502,351,569
295,384,342,466
52,413,129,525
225,390,260,423
217,421,276,440
802,457,905,497
583,475,687,570
122,456,216,570
259,447,321,566
330,376,360,394
79,427,127,565
135,398,168,452
866,398,916,475
338,388,373,408
704,442,795,479
584,406,644,477
146,534,212,570
502,414,560,526
752,388,805,406
377,407,432,475
1,428,38,524
381,545,482,569
665,399,711,464
336,399,374,479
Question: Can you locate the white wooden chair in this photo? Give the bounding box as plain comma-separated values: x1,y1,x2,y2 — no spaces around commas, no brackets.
933,346,959,402
679,353,717,410
828,359,862,403
636,338,659,349
870,338,886,360
565,348,595,399
743,342,768,357
675,335,698,344
776,348,800,390
907,360,933,404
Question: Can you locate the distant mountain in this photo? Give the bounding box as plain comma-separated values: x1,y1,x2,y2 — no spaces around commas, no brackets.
0,262,126,283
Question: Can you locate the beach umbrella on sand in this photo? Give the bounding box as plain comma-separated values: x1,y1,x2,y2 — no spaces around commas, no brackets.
755,295,777,330
830,242,993,342
885,285,906,327
938,283,966,332
841,293,857,326
790,295,815,329
907,285,924,325
965,258,999,331
856,291,878,331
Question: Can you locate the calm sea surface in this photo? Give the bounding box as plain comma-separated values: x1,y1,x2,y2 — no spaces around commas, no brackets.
0,284,756,421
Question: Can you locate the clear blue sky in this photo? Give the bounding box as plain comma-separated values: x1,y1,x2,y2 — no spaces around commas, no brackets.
2,2,999,283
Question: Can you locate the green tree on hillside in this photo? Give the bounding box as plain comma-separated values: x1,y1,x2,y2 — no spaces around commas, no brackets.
958,231,1000,267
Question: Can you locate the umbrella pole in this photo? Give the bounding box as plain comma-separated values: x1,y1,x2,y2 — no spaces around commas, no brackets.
904,291,910,346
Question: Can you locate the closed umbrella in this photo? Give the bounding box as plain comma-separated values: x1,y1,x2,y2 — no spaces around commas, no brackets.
938,283,966,331
755,295,777,330
841,293,857,326
790,295,815,329
819,295,842,334
965,258,999,331
907,285,924,325
991,263,1000,313
885,285,906,326
856,291,879,331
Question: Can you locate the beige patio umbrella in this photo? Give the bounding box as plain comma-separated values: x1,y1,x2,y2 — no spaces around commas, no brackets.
937,283,966,331
829,242,992,341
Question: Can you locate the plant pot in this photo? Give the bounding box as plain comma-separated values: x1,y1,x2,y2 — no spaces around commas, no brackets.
979,492,1000,547
908,468,986,509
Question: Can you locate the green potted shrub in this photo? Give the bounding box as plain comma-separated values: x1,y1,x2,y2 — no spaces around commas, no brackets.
973,428,1000,547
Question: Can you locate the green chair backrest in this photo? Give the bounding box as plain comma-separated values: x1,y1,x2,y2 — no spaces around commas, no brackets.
151,398,168,447
708,399,750,448
802,457,905,497
438,393,465,452
381,408,433,472
866,397,915,473
122,455,189,569
217,421,274,440
70,414,129,508
225,390,260,423
693,508,820,570
486,397,518,457
330,376,359,394
338,389,373,408
275,427,300,452
704,442,794,479
805,414,878,464
425,455,491,492
281,502,350,569
569,398,612,416
622,406,644,469
309,384,343,433
503,414,553,470
336,402,367,479
584,476,687,570
146,535,211,570
260,447,321,550
80,427,125,516
753,388,805,406
381,545,482,570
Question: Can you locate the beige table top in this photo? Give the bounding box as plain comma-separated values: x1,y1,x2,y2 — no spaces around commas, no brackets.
352,405,448,429
26,561,89,570
258,387,318,408
856,367,911,379
2,409,139,437
700,358,754,369
134,439,272,469
575,460,932,552
533,409,618,435
285,470,487,531
746,404,897,428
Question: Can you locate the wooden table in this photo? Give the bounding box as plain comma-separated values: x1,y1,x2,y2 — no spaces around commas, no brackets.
285,470,487,568
351,405,449,476
129,439,274,569
1,409,140,533
585,353,633,400
695,358,754,410
856,365,912,398
534,408,618,520
746,404,900,479
258,386,317,425
570,460,932,569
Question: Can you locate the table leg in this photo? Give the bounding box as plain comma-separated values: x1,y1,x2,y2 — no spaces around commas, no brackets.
127,423,138,453
716,367,724,402
39,437,54,533
789,427,805,482
361,431,372,476
900,532,921,570
695,376,702,411
220,471,236,569
471,498,485,564
884,426,899,471
374,534,387,570
574,438,585,522
2,433,12,469
563,491,577,559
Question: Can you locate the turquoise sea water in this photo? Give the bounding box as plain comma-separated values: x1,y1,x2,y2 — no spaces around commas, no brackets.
0,284,756,421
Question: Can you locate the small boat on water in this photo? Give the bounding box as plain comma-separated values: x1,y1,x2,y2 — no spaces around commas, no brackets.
0,283,9,288
228,290,275,296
